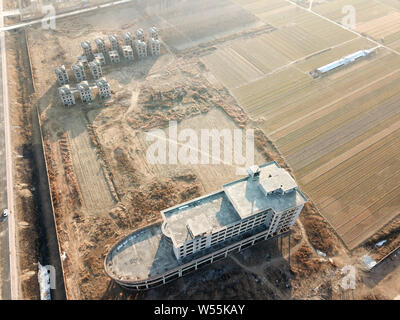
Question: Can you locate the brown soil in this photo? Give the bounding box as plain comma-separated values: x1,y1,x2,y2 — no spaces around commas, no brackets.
6,30,40,299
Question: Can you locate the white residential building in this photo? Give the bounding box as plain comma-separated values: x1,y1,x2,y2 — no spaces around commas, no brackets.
72,62,86,82
89,60,103,80
55,65,69,85
148,38,160,56
122,45,134,61
149,26,159,40
94,52,106,65
109,34,120,52
96,78,111,99
81,40,94,60
77,81,93,103
108,50,120,64
135,28,145,42
58,85,75,107
95,37,107,54
123,32,133,47
135,39,147,59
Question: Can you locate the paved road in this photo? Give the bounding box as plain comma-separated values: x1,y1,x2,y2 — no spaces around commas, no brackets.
0,0,135,32
0,3,11,299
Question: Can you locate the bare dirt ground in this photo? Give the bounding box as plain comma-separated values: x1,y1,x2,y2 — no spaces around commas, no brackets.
5,30,40,299
5,0,397,300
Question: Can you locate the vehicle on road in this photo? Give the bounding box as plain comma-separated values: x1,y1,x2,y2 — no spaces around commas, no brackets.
2,208,8,218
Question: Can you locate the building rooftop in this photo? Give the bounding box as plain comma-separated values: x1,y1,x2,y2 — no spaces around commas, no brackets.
161,161,306,247
105,222,269,282
105,224,179,281
162,191,240,247
223,162,305,219
105,162,306,282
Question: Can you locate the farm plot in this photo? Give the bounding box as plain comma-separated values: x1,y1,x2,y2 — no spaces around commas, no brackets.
232,47,400,249
64,113,115,214
311,0,400,45
201,48,264,89
151,0,263,50
313,0,393,24
295,37,375,73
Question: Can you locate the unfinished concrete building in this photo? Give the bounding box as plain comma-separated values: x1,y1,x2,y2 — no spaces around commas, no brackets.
149,26,159,40
108,50,120,64
122,45,134,61
122,32,133,47
89,59,103,80
109,34,120,52
105,162,307,290
72,62,86,82
95,37,107,54
96,78,111,99
77,55,89,67
58,85,75,107
55,65,69,85
94,52,106,65
135,39,147,59
135,28,145,41
77,81,93,103
148,38,161,56
81,40,94,61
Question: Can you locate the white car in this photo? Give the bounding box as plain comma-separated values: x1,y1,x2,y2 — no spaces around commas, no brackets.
2,209,8,217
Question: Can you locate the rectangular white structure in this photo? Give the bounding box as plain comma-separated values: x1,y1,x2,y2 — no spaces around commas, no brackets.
108,50,120,64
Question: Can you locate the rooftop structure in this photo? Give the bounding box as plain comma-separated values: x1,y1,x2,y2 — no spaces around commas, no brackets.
89,59,103,80
58,85,75,107
72,62,86,82
55,65,69,85
148,38,160,56
77,81,93,103
96,78,111,99
122,45,134,61
105,162,307,289
316,49,375,75
135,39,147,59
108,50,120,64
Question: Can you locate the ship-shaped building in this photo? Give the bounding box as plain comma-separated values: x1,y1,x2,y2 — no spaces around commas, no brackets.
104,161,307,290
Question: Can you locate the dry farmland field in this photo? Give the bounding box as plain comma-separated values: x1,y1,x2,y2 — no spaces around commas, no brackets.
220,0,400,250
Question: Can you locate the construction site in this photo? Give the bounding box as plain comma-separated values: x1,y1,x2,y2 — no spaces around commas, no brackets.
1,0,399,300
